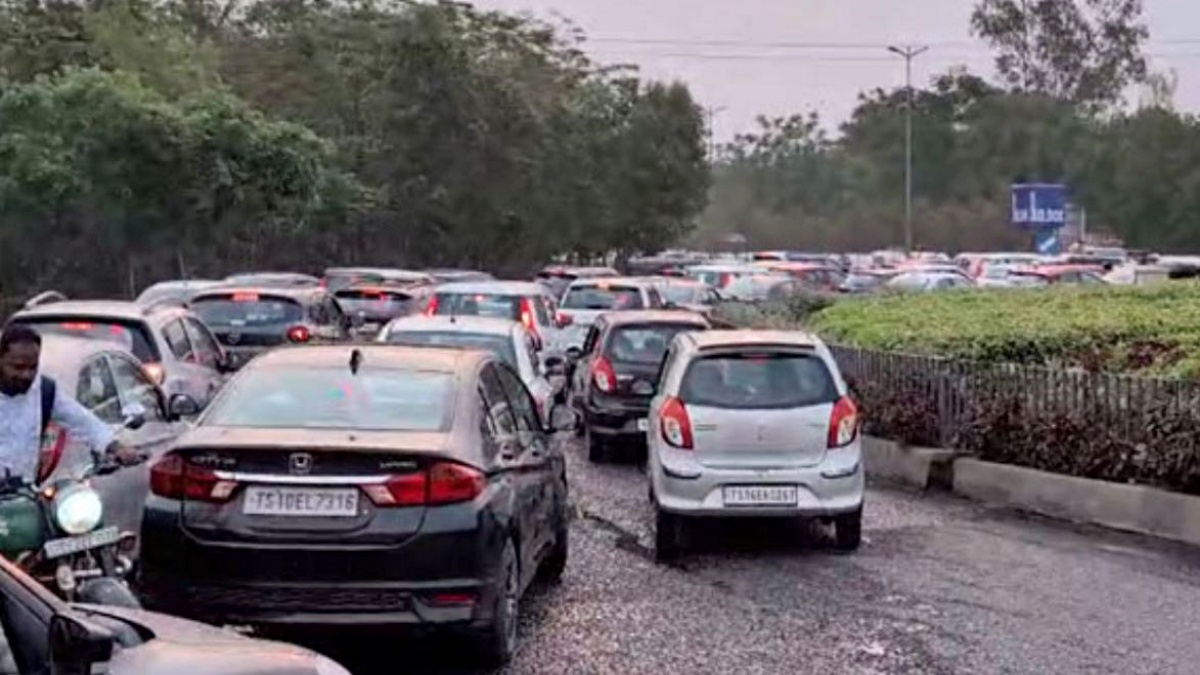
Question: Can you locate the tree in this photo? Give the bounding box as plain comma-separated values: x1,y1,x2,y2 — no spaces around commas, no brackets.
970,0,1149,106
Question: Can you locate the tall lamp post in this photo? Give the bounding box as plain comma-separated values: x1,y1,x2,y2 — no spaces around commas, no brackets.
705,105,726,163
887,45,928,255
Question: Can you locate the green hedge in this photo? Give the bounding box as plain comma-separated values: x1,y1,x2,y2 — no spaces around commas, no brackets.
809,283,1200,377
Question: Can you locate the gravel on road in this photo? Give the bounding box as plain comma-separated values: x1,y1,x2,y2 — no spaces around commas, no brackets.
294,437,1200,675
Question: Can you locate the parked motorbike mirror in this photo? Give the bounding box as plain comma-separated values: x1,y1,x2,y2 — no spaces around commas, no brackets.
49,613,115,673
167,393,201,420
120,403,147,431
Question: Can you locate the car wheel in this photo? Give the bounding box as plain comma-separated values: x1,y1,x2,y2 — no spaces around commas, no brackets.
834,508,862,552
475,539,520,667
654,507,684,563
538,512,568,584
586,426,607,463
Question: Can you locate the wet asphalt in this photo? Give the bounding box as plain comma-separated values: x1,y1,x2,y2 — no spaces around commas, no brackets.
280,437,1200,674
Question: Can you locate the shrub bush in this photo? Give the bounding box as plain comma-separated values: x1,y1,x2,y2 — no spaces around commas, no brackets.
809,282,1200,377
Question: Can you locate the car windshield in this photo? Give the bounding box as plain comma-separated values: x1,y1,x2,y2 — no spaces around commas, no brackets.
658,285,705,304
607,324,699,365
18,318,157,362
680,352,838,409
561,285,643,310
385,331,518,369
191,295,305,328
204,366,453,431
434,293,523,321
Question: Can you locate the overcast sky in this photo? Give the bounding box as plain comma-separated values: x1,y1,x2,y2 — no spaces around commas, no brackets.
472,0,1200,142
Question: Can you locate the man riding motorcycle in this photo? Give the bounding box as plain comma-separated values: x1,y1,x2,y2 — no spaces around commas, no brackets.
0,325,142,486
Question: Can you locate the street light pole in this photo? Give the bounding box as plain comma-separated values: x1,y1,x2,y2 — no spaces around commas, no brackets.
888,45,928,255
706,105,726,163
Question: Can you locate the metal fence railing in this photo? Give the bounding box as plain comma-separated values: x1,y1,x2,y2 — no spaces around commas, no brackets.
828,344,1200,449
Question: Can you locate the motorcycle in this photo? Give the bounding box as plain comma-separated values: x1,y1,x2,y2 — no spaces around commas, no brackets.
0,423,146,607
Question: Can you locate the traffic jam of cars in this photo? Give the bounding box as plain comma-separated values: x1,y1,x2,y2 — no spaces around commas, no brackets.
0,261,871,674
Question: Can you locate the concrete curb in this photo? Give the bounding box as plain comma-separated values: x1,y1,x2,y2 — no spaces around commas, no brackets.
862,436,957,490
952,458,1200,548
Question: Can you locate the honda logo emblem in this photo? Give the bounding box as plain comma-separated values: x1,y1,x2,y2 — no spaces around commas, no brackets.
288,453,313,475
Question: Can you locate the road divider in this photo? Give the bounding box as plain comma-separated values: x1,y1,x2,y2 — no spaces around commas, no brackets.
863,435,1200,549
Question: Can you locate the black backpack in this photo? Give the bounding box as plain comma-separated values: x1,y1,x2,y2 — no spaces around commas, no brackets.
39,376,56,440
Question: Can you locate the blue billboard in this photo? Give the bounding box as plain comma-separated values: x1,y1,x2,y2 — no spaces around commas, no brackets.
1011,183,1068,228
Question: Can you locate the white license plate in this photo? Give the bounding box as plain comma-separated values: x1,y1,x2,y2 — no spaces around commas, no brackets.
242,486,360,517
722,485,799,507
44,526,122,559
636,418,649,432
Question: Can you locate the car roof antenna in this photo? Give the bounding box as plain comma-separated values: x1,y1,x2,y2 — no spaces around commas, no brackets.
349,348,363,375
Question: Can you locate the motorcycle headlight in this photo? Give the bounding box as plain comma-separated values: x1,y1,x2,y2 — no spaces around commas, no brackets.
53,485,104,535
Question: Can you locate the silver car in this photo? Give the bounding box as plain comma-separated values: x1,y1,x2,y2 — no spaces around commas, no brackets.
8,297,232,408
378,315,562,422
646,330,864,560
556,277,668,351
424,281,567,357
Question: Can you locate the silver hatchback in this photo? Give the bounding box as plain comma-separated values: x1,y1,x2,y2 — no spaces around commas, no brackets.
646,330,864,560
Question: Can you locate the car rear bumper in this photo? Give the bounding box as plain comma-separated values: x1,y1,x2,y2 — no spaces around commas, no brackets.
584,400,651,440
137,577,498,628
650,444,864,517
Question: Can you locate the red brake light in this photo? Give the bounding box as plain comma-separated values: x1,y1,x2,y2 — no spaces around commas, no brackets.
36,424,68,484
149,452,236,502
287,325,311,343
660,396,693,449
60,322,95,330
828,395,860,448
718,273,732,288
364,462,484,507
425,296,440,316
556,312,573,327
519,298,536,332
592,356,616,393
231,292,260,302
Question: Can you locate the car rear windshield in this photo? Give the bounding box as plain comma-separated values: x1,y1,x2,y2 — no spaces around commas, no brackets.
433,293,523,321
560,285,643,310
191,294,305,328
606,324,701,365
335,288,413,302
658,285,704,304
680,351,838,410
204,366,453,431
385,331,518,369
325,272,387,293
17,318,157,362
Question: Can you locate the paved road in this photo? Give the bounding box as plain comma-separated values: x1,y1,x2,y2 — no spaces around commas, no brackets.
290,437,1200,674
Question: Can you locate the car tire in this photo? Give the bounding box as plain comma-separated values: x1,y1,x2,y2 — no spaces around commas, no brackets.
538,513,568,584
586,427,607,463
475,539,520,667
654,507,684,563
834,508,863,551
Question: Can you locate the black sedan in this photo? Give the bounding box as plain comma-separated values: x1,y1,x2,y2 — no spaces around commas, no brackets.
0,556,349,674
137,344,577,666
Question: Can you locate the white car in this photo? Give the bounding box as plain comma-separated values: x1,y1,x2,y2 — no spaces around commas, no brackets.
556,277,667,351
378,315,562,422
646,330,864,560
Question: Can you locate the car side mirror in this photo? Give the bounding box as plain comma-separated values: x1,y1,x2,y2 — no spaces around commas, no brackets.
49,613,115,672
565,346,582,362
167,393,201,420
218,351,241,373
547,403,581,433
120,402,147,430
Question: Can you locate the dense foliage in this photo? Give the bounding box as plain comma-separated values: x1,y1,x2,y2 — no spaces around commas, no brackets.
0,0,709,302
810,283,1200,377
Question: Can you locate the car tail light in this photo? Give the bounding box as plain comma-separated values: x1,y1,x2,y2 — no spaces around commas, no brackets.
149,452,236,503
828,395,859,448
286,325,311,343
424,296,439,316
660,396,693,449
364,462,485,507
142,362,166,385
718,273,733,288
556,311,573,327
36,425,68,484
592,356,616,393
519,298,537,333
